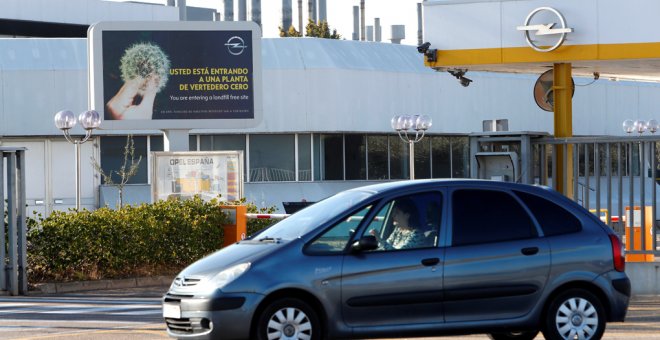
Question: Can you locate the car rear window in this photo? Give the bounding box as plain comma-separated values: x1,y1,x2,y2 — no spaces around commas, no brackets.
514,190,582,236
452,189,537,246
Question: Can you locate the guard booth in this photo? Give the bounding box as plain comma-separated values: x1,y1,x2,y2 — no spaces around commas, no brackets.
469,129,548,184
1,147,27,296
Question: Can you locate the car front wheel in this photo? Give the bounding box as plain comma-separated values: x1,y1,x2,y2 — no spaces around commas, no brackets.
256,297,321,340
543,289,606,340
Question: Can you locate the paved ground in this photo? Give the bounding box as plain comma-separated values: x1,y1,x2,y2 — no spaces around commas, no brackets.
0,286,658,339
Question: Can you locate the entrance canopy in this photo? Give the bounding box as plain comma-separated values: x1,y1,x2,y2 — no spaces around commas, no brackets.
423,0,660,81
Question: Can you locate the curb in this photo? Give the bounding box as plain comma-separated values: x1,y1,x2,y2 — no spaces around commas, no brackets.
29,275,173,295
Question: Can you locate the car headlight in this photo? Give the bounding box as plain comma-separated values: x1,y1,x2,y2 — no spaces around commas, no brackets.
198,262,251,293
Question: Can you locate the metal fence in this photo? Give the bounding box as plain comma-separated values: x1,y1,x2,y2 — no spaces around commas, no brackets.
1,147,27,296
532,136,660,257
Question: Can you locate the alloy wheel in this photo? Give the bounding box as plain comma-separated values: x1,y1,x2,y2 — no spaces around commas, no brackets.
554,297,599,339
266,307,313,340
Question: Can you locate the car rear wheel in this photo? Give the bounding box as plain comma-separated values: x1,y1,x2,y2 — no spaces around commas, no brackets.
256,297,321,340
543,289,606,340
488,330,539,340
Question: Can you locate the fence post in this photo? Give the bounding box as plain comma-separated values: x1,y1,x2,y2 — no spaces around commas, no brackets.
2,148,27,295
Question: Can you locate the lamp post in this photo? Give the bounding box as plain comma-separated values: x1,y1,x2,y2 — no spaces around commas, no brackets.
391,114,432,180
54,110,101,210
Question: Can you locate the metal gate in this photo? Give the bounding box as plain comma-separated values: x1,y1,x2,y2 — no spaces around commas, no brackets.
1,147,27,296
532,136,660,258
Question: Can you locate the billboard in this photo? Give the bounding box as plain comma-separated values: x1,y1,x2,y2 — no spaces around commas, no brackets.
151,151,243,203
88,21,262,130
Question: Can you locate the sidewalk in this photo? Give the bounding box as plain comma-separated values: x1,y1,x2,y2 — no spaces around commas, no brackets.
27,276,173,295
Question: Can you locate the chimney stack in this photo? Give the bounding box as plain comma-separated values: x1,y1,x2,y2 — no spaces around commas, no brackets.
251,0,261,27
224,0,234,21
352,6,359,40
308,0,317,23
282,0,292,31
298,0,303,32
417,2,423,45
238,0,247,20
318,0,327,22
169,0,186,21
360,0,365,41
374,18,381,42
366,26,374,41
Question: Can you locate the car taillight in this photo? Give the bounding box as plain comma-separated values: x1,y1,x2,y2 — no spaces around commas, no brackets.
609,234,625,272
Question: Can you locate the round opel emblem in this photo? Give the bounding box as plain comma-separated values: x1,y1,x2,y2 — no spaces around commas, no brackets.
225,36,248,56
516,7,573,52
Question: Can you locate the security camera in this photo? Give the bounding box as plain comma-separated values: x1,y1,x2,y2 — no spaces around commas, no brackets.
417,42,437,62
417,42,431,54
448,69,472,87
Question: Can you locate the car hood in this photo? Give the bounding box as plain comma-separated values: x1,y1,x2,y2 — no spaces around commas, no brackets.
178,240,284,278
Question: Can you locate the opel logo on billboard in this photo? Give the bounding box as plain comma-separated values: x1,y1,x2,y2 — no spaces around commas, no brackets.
225,36,248,56
516,7,573,52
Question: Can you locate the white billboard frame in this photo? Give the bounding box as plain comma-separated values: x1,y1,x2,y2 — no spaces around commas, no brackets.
88,21,263,130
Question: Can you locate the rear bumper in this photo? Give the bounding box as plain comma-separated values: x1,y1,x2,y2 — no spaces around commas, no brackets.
612,277,631,298
600,272,631,322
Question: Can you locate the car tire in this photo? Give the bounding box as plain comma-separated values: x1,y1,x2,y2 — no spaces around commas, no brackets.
488,330,539,340
256,297,321,340
542,289,606,340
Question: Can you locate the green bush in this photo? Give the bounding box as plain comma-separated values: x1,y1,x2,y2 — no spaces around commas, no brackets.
27,197,277,283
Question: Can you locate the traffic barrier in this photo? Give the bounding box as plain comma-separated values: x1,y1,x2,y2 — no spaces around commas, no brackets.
220,209,290,247
624,206,655,262
219,205,247,248
245,213,289,220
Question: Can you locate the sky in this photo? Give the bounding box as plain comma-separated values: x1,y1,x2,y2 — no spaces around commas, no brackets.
112,0,423,46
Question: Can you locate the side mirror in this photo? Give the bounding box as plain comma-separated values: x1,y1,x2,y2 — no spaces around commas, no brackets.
351,235,378,252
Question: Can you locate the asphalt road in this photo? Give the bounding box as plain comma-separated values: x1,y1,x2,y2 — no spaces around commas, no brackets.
0,286,658,339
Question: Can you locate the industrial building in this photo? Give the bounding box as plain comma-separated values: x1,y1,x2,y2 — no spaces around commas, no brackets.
2,0,660,215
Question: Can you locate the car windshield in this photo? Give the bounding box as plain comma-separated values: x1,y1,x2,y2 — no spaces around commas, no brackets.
253,190,373,240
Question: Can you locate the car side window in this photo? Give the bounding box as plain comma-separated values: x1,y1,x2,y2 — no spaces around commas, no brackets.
306,206,372,254
452,189,536,246
362,192,442,251
514,190,582,236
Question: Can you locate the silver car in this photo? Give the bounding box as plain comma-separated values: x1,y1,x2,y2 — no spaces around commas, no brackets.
163,180,630,340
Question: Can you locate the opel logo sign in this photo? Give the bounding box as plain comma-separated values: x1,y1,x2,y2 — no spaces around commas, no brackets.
517,7,573,52
225,36,248,56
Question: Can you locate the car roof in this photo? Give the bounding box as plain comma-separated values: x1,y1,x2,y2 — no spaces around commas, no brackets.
347,179,557,197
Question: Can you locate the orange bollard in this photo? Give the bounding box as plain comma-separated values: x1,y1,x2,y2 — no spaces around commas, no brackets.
220,205,247,248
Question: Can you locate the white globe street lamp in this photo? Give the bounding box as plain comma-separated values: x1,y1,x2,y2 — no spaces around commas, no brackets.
646,119,659,134
54,110,101,210
622,119,635,134
391,114,432,180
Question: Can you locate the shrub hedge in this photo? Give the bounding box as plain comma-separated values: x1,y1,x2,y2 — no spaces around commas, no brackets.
26,197,276,283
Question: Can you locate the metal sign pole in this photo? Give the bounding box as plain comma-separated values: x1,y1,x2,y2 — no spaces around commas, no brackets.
17,150,27,294
7,152,18,296
0,152,5,292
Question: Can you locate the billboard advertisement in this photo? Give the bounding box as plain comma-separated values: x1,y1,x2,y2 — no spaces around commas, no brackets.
88,21,262,130
151,151,243,203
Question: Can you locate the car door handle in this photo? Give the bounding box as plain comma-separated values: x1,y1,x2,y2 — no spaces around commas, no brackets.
421,258,440,266
521,247,539,256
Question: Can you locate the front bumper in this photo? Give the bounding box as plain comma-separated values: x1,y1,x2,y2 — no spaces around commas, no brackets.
163,292,263,339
